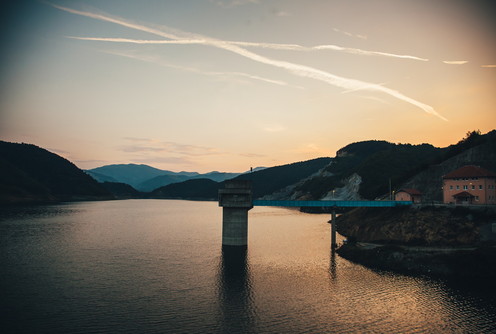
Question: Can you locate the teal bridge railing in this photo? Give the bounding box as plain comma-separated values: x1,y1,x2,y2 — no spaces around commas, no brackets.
252,200,412,208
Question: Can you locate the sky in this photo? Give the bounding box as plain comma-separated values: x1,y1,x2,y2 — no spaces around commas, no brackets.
0,0,495,173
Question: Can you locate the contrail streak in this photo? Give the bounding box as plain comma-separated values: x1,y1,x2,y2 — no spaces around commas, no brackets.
68,36,429,61
50,2,446,120
443,60,468,65
104,50,302,88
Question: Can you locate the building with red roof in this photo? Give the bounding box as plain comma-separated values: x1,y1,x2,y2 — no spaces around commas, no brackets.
395,189,422,203
442,165,496,204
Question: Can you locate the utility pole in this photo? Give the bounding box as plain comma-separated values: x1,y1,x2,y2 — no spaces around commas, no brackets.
389,178,392,200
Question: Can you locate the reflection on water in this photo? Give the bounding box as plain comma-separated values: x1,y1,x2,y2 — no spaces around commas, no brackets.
329,250,337,281
218,246,255,333
1,200,495,333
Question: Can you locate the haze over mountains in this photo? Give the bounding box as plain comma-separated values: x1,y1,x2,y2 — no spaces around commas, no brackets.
1,130,495,204
85,164,258,192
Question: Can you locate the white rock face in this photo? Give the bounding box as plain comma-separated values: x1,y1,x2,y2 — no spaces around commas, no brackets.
321,173,362,200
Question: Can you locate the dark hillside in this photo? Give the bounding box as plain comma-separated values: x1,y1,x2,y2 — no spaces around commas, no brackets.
233,157,332,198
101,182,142,199
138,174,192,192
336,140,395,159
441,130,495,163
356,144,443,199
0,141,113,204
147,157,332,200
399,130,496,201
295,142,443,200
150,178,220,200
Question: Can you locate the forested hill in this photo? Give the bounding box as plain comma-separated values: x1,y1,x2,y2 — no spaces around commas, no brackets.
0,141,113,204
149,157,333,200
293,130,496,200
2,130,494,204
233,157,332,199
293,141,443,200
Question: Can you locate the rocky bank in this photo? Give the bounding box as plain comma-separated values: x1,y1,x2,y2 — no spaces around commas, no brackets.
335,205,496,278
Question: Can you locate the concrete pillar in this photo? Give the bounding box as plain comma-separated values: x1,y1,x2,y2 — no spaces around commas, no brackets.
219,180,253,248
330,209,337,249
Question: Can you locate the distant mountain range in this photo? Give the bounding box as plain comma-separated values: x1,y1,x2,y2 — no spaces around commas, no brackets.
85,164,257,192
145,129,496,202
149,158,333,200
2,129,495,204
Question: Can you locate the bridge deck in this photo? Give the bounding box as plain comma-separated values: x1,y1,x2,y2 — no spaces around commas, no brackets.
253,200,411,208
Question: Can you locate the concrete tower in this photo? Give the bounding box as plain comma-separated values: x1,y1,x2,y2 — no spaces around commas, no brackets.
218,180,253,248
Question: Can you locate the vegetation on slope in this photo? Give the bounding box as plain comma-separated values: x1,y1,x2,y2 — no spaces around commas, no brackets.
150,179,220,200
336,206,495,246
3,130,494,203
0,141,113,204
148,157,332,200
295,141,443,199
233,157,332,199
101,182,142,199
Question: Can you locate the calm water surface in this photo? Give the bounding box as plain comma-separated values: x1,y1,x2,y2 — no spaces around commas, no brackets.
1,200,495,333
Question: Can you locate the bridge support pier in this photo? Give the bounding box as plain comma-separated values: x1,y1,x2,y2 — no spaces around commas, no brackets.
219,180,253,248
330,210,337,249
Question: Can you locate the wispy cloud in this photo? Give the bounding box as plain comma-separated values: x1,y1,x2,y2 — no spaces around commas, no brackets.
121,137,264,167
75,159,111,168
481,64,496,68
104,49,301,88
333,27,367,40
212,0,259,8
132,156,195,165
120,138,222,157
123,136,152,142
443,60,468,65
69,36,429,62
239,152,266,158
356,95,391,105
51,2,445,120
274,10,291,17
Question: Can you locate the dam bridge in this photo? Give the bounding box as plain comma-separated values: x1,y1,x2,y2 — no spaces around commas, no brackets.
219,180,412,249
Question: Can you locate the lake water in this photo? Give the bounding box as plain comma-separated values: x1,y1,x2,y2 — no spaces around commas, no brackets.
1,200,495,333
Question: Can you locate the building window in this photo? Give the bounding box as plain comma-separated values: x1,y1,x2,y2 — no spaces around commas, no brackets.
450,185,453,190
472,185,475,190
475,196,479,201
456,185,460,190
479,185,483,190
463,185,468,190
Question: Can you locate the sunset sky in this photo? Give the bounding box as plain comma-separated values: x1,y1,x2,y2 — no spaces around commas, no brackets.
1,0,495,173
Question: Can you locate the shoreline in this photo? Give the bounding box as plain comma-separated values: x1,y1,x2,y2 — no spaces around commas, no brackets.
335,205,496,278
336,242,496,279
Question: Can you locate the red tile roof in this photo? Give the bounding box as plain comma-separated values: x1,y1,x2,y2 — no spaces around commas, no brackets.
452,191,475,198
443,165,496,179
